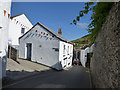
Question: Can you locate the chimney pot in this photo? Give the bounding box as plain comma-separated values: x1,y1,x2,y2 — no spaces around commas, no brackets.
58,28,62,36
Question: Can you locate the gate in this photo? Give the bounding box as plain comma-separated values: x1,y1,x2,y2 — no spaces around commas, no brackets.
8,45,18,61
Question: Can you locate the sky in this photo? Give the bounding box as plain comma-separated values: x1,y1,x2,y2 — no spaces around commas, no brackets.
11,2,93,41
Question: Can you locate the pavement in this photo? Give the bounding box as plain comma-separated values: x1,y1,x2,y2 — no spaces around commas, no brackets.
2,58,51,86
6,58,51,72
3,65,91,88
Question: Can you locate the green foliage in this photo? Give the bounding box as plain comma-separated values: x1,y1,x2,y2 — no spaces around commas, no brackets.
71,34,90,43
72,2,114,45
88,2,114,44
71,34,90,48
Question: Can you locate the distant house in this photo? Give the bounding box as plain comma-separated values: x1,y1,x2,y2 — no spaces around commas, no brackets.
0,0,11,81
19,22,73,70
8,14,33,49
80,44,94,67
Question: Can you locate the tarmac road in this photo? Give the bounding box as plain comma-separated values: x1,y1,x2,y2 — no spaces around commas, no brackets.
3,66,91,88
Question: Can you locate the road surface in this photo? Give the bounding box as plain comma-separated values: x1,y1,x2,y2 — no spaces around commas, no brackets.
3,66,91,88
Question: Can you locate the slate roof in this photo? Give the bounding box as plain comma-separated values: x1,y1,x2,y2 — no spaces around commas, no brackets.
37,22,67,41
19,22,67,42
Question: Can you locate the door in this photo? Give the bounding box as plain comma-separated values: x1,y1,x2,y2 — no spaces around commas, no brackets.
86,53,90,68
27,43,32,60
62,44,67,68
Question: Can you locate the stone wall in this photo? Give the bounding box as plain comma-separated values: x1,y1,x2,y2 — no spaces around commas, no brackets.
91,2,120,88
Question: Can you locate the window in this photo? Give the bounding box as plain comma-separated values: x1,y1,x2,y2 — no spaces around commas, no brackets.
21,28,25,34
52,48,59,52
63,45,65,54
68,46,69,54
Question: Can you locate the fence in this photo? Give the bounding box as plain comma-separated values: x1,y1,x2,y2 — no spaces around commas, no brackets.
8,45,18,61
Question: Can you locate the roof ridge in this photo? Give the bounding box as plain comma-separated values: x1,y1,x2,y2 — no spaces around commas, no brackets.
37,22,67,41
11,13,24,18
19,22,67,42
38,22,56,33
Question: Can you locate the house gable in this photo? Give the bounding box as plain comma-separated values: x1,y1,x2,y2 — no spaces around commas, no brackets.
11,14,33,29
19,23,59,43
8,13,33,46
19,22,67,42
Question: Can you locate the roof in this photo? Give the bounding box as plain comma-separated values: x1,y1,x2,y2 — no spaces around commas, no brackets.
38,22,67,41
10,13,33,26
10,14,24,18
19,22,67,42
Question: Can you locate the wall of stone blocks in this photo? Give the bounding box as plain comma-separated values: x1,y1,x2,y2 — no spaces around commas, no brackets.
91,2,120,88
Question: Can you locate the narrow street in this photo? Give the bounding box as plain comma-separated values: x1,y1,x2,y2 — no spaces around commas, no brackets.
3,66,90,88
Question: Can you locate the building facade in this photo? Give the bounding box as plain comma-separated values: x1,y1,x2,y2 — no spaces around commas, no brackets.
80,44,94,67
8,14,33,49
0,0,11,83
19,22,73,70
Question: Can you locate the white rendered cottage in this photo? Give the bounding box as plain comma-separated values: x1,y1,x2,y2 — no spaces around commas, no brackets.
19,22,73,70
0,0,11,83
8,14,33,49
80,44,94,67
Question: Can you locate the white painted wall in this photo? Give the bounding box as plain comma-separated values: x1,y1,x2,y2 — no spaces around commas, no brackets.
8,14,33,47
0,0,11,82
59,41,73,70
80,47,89,67
80,45,94,67
19,24,73,70
19,24,60,70
80,50,86,67
89,44,94,52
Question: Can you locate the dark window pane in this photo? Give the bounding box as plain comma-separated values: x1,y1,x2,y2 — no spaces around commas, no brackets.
21,28,25,34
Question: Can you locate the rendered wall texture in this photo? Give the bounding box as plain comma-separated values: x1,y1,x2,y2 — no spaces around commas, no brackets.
19,24,61,70
91,2,120,88
0,0,11,80
19,24,73,70
59,41,73,69
8,14,33,46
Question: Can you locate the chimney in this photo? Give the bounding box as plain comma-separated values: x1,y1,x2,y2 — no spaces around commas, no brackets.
58,28,62,36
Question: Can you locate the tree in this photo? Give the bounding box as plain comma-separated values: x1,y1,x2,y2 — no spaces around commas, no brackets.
72,2,114,45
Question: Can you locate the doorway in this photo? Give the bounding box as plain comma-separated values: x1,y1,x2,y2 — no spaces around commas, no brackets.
26,43,32,60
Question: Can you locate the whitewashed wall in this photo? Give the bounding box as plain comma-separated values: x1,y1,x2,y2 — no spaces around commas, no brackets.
80,45,94,67
80,50,86,67
19,24,61,70
19,24,73,70
0,0,11,82
89,44,94,52
80,47,90,67
8,14,33,47
59,41,73,70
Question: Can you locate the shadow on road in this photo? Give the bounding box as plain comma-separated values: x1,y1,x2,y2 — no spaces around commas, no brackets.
2,68,55,87
3,66,90,88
